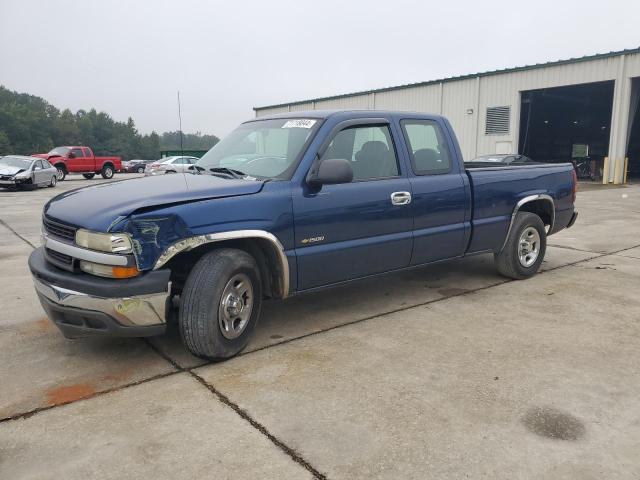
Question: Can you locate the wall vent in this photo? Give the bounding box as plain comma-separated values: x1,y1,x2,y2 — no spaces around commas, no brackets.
485,106,510,135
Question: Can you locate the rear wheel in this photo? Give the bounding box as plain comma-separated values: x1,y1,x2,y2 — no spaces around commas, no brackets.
136,166,145,174
55,166,66,181
82,173,95,179
494,212,546,279
101,165,114,179
48,176,57,187
179,248,262,360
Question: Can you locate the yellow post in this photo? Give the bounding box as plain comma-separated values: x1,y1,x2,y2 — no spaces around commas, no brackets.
603,157,610,184
624,157,629,184
614,158,623,184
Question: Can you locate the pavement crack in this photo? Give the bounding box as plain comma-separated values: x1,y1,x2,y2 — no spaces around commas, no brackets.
547,243,601,254
0,371,178,424
189,370,328,480
0,217,37,249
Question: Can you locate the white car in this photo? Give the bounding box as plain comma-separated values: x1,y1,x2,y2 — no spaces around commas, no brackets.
145,156,199,175
0,155,58,189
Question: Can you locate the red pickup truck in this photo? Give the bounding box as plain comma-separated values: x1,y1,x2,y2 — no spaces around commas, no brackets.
33,146,122,181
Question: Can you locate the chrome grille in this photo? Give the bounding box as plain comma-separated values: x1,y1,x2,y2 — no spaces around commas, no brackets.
43,216,77,242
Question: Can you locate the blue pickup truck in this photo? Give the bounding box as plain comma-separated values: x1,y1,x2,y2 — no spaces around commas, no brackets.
29,110,577,359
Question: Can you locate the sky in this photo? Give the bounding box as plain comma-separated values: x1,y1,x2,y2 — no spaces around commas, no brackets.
1,0,639,138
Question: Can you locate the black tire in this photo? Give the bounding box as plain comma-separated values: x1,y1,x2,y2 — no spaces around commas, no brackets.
55,166,66,181
101,165,114,179
136,166,145,174
494,212,546,280
165,170,176,174
82,173,96,179
48,176,57,187
179,248,262,360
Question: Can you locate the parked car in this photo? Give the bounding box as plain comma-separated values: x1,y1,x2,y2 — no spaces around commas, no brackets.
468,154,534,165
33,146,122,181
145,156,199,175
29,110,577,361
0,155,58,189
122,159,153,173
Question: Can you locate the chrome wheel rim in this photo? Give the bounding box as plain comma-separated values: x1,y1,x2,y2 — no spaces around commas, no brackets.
218,273,253,339
105,167,113,178
51,176,56,186
56,169,64,180
518,227,540,267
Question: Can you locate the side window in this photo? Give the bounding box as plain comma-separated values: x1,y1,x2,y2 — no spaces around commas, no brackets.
83,148,92,157
174,158,186,164
34,160,43,169
188,158,198,164
42,160,52,168
71,148,84,158
400,120,452,175
320,124,399,181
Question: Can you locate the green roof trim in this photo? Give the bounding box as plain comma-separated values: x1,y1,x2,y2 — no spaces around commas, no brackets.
254,47,640,111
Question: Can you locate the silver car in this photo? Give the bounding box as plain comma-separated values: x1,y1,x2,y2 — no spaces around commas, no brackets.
145,156,199,176
0,155,58,189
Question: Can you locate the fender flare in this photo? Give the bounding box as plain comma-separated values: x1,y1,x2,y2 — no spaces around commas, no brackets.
153,230,290,298
499,194,555,252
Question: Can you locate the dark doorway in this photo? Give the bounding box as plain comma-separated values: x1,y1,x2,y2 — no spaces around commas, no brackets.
627,78,640,179
519,81,614,180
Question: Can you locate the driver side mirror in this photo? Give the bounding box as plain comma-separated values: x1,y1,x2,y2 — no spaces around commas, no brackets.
307,158,353,187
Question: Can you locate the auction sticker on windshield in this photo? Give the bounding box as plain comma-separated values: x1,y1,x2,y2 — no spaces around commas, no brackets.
282,119,316,129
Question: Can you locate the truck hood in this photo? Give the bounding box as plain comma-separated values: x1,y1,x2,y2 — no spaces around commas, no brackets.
33,153,57,160
44,174,265,231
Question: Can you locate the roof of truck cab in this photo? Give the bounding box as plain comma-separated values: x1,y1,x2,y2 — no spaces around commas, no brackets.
246,110,445,122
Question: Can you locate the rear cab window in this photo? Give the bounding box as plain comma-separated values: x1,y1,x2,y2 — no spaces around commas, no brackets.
400,120,452,175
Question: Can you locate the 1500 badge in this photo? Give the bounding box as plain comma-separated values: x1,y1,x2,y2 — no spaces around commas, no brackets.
301,236,325,245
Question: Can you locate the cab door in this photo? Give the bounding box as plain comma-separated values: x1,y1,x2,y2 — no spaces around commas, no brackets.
292,120,413,290
69,147,87,171
398,118,470,265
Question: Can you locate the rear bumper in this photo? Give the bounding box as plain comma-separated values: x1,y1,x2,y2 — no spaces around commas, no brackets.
29,247,170,338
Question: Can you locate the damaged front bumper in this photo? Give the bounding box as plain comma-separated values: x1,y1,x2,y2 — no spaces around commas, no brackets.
29,247,170,338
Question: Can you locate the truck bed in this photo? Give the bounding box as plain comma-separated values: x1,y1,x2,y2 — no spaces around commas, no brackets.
464,162,576,254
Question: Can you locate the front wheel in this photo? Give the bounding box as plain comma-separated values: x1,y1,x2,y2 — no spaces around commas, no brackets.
179,248,262,360
82,173,95,179
136,166,145,174
494,212,546,280
101,165,114,179
55,167,66,181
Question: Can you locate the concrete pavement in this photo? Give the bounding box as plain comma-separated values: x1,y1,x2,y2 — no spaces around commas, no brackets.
1,175,639,479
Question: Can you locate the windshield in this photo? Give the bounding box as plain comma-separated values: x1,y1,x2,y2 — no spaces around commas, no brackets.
47,147,70,156
196,118,320,180
0,156,32,169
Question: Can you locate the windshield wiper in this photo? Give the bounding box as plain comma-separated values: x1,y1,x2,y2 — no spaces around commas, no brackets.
209,167,247,179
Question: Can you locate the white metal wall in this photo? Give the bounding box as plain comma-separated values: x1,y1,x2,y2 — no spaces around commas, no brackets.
256,51,640,183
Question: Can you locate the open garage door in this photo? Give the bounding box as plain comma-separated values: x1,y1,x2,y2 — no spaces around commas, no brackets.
626,78,640,179
519,81,614,181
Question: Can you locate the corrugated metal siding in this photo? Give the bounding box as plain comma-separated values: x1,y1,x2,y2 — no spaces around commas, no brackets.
255,106,289,117
254,51,640,177
373,84,441,112
289,102,315,112
314,94,371,110
441,78,478,160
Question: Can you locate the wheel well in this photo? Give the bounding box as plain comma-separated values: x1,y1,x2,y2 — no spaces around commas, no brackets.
519,199,553,227
162,238,285,299
54,163,67,173
102,162,114,170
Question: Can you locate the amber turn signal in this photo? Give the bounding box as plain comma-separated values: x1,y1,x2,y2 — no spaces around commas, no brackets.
111,266,140,278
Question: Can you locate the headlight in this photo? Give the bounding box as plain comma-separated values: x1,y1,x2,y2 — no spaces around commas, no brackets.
79,261,139,278
75,229,133,253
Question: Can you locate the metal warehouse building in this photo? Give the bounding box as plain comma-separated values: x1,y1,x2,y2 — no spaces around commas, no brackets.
254,48,640,184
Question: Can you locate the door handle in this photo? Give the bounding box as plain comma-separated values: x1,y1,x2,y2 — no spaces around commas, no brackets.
390,191,412,206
